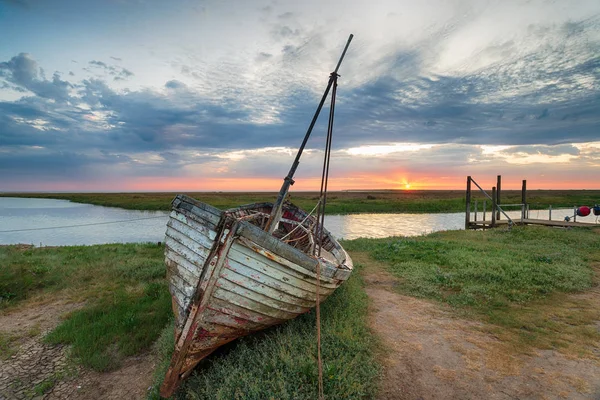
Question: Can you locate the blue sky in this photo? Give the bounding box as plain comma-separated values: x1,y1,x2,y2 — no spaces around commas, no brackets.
1,0,599,191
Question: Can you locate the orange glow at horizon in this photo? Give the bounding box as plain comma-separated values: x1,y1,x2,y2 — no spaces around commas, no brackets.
11,173,599,192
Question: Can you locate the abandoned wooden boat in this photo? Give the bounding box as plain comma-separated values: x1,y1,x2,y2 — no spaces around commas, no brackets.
160,195,353,396
160,34,355,397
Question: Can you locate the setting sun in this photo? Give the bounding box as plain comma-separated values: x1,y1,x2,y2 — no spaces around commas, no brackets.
405,183,411,189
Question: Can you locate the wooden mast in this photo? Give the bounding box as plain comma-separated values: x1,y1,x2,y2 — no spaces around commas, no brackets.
264,34,354,234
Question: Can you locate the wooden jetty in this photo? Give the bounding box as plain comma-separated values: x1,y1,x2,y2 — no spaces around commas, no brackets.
465,175,598,230
469,218,593,229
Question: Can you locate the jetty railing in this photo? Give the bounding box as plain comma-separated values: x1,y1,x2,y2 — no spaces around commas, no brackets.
465,176,518,229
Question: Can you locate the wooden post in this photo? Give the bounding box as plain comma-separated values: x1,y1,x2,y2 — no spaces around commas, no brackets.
549,205,552,220
573,206,577,222
465,176,471,230
474,199,478,222
483,199,487,226
521,179,527,220
491,186,497,227
496,175,501,220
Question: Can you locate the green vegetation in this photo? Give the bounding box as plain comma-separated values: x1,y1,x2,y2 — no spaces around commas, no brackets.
45,282,171,371
4,242,378,399
3,189,599,214
343,225,600,354
149,263,379,400
0,331,19,360
0,243,171,371
4,224,600,398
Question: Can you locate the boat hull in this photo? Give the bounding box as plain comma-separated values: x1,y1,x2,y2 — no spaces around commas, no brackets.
160,195,352,397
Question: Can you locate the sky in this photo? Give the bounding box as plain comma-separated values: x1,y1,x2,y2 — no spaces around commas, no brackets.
0,0,599,192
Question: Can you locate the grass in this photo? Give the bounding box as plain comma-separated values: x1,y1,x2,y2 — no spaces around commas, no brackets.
343,225,600,356
0,243,172,371
45,282,171,371
0,243,165,308
4,189,599,214
148,263,380,400
0,331,19,360
4,242,379,399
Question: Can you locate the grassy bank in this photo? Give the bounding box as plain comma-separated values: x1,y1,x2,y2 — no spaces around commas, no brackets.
0,243,171,371
3,243,379,399
149,262,379,400
4,189,599,214
343,225,600,356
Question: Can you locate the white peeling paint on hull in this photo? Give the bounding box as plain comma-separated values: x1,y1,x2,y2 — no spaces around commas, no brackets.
160,194,353,397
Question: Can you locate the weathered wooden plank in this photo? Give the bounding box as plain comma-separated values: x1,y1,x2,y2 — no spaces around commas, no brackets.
212,287,299,320
219,267,315,309
165,256,199,289
207,296,277,325
169,210,218,239
225,255,322,302
202,307,264,331
175,199,222,227
234,237,341,286
174,194,223,217
169,279,192,316
216,277,308,315
165,226,211,259
170,273,195,300
236,220,319,270
229,242,339,289
170,208,219,231
165,247,202,283
167,217,216,249
164,237,209,268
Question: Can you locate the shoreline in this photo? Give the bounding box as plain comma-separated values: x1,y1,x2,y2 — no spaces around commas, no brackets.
2,190,600,215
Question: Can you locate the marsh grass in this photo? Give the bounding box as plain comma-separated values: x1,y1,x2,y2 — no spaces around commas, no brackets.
0,243,172,371
343,226,600,355
0,243,165,308
3,190,599,214
45,282,171,371
149,263,379,400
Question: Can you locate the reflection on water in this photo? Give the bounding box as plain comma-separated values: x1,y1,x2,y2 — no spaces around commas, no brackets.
324,212,465,240
0,197,170,246
0,197,598,246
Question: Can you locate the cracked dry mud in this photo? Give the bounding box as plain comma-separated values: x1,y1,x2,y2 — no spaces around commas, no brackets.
363,266,600,400
0,301,155,400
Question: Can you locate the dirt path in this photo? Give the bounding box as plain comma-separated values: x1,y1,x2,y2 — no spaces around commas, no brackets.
362,262,600,400
0,300,155,400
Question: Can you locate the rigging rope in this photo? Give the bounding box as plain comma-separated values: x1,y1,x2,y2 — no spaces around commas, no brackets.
0,215,166,233
314,71,338,400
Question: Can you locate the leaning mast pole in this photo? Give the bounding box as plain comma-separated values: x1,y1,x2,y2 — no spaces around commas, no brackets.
264,34,354,234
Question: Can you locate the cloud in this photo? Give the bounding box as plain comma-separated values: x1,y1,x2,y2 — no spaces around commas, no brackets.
0,53,72,102
165,80,186,90
1,1,600,190
87,60,134,81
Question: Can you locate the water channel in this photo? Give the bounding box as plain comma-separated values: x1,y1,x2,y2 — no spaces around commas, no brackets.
0,197,597,246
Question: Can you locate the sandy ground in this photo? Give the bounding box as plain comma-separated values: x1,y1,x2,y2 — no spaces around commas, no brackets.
363,265,600,400
0,300,155,400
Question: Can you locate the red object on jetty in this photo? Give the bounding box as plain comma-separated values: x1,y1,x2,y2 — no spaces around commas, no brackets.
577,206,591,217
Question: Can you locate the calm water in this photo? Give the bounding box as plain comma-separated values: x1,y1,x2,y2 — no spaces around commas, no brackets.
0,197,597,246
